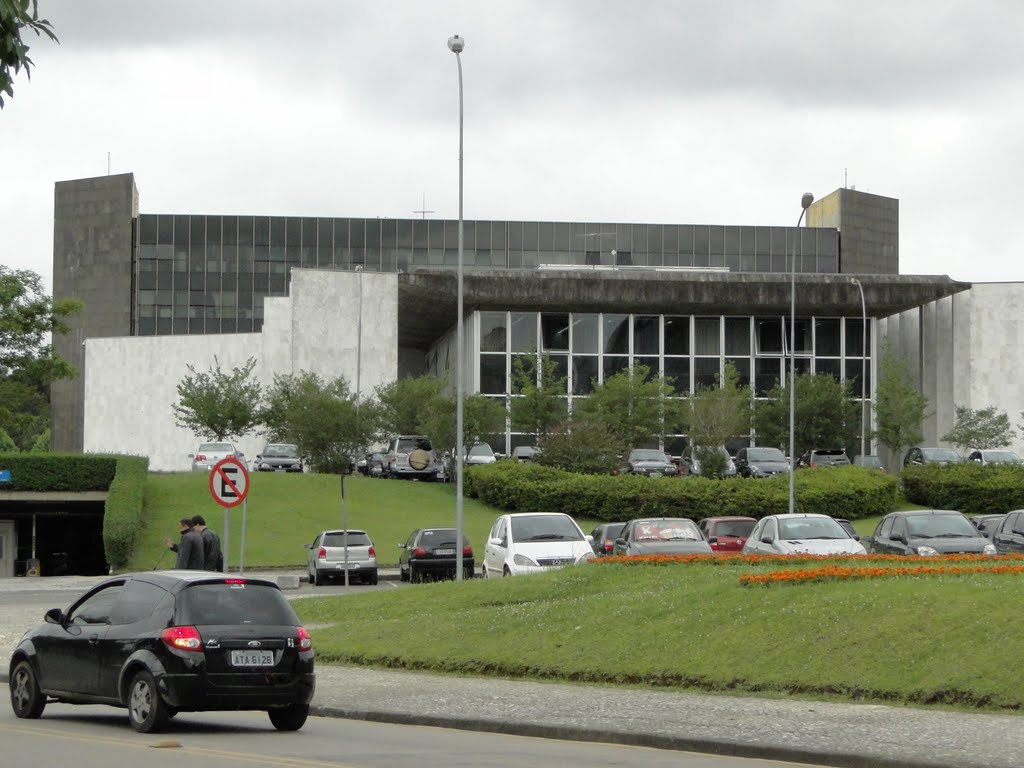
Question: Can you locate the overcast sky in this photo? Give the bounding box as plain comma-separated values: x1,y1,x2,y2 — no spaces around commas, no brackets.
3,0,1024,290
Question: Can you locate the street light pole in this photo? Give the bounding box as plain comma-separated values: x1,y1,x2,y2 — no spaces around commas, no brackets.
788,192,814,515
448,33,466,581
849,277,867,458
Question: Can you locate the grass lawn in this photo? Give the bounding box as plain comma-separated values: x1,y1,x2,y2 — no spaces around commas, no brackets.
128,472,604,571
293,559,1024,711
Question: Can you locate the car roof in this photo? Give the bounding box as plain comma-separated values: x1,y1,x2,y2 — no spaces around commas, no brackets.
120,571,280,592
629,517,696,523
885,509,963,517
506,512,572,518
703,516,757,522
766,513,833,520
322,528,369,535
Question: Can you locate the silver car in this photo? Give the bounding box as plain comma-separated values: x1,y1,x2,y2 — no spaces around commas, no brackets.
305,529,378,585
190,442,245,472
612,517,712,556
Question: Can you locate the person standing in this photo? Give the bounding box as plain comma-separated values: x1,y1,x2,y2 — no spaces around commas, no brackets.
191,514,223,572
163,518,205,570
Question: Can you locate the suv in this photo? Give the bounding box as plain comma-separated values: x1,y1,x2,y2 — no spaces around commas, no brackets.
8,572,315,733
798,448,850,468
384,435,440,480
305,529,378,585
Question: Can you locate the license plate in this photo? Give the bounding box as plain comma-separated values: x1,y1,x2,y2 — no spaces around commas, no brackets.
434,549,455,555
230,650,274,667
649,472,662,478
335,562,360,569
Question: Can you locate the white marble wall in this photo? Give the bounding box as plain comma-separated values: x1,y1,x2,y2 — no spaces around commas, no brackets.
82,269,398,471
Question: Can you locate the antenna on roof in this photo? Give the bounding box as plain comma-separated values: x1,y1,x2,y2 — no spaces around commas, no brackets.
413,193,434,219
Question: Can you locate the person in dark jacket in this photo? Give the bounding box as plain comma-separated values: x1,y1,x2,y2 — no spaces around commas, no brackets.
191,514,223,572
163,518,205,570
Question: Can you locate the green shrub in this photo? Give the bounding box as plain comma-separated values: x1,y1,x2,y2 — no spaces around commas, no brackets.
901,464,1024,514
102,456,150,568
0,453,117,491
0,428,16,452
466,463,897,522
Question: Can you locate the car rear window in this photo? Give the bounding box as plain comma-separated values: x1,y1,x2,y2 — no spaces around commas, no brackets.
419,529,458,546
323,532,372,546
711,520,755,538
199,443,233,452
397,437,432,452
177,582,299,626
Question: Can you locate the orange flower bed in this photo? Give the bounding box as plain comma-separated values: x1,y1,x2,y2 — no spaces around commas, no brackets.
740,563,1024,586
594,553,1024,567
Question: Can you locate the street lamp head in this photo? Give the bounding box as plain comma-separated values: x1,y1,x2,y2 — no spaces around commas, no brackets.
801,192,815,210
448,34,465,54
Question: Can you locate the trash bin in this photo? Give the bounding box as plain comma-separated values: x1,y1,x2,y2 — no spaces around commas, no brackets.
26,558,40,577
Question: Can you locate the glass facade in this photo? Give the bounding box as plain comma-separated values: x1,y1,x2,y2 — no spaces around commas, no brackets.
472,311,871,457
135,214,840,336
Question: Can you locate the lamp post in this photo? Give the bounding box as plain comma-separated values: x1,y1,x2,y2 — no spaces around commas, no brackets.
788,192,814,515
448,33,466,581
849,277,867,459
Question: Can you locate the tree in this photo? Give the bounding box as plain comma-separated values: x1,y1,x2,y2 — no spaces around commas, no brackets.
29,426,48,452
538,418,628,475
373,374,445,437
942,405,1016,451
753,373,858,460
685,362,752,478
419,392,506,460
873,340,929,462
263,372,373,474
509,353,567,442
0,0,58,108
0,425,16,452
573,364,684,448
172,357,263,442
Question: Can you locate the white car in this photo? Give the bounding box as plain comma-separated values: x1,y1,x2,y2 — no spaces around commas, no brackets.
190,442,245,472
482,513,594,577
742,513,867,555
465,442,498,465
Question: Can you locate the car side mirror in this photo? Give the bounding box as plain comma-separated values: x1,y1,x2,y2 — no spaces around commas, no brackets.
761,535,774,544
488,536,503,546
585,534,594,544
303,543,313,550
891,533,907,544
44,607,65,625
852,534,861,542
615,538,626,546
708,536,718,543
398,543,406,549
256,454,263,460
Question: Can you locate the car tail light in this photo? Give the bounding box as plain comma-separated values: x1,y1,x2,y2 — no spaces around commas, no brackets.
161,625,203,652
603,540,614,552
317,547,327,559
413,547,427,556
224,578,247,584
296,626,313,651
195,454,206,462
368,546,376,557
463,545,473,556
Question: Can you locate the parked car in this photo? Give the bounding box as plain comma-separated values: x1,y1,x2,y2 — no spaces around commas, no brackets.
852,455,885,471
356,451,386,477
699,517,757,552
903,447,963,467
966,449,1023,465
970,513,1008,539
833,518,861,540
398,528,474,582
7,571,314,733
989,510,1024,554
253,443,304,473
681,446,737,477
864,510,997,556
734,447,790,478
510,445,542,463
742,514,866,555
622,448,678,477
612,517,713,556
190,442,245,472
590,522,628,555
305,529,378,585
465,442,498,466
481,513,594,577
384,435,441,480
797,448,850,468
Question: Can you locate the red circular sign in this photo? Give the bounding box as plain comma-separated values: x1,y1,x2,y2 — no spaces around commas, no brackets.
209,456,250,508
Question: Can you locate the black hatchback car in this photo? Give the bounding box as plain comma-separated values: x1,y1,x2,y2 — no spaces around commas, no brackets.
398,528,474,582
864,510,997,556
8,571,315,733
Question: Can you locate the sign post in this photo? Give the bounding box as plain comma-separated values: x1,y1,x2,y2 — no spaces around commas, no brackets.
209,456,250,573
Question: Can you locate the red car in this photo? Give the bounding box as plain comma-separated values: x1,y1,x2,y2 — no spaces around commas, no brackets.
699,516,757,553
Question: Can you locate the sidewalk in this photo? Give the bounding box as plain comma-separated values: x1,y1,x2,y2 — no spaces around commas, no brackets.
2,573,1022,768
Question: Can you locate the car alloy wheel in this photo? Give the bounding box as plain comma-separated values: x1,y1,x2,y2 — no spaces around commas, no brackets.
10,660,46,719
128,670,169,733
268,702,309,731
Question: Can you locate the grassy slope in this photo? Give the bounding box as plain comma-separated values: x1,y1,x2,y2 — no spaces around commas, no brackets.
129,472,602,570
294,561,1024,711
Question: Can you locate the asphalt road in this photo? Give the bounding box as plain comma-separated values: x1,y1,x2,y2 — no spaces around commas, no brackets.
0,698,814,768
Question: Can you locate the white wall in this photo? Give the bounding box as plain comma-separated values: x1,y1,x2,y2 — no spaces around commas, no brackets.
83,269,398,471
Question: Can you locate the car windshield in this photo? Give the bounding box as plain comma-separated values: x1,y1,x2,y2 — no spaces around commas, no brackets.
199,443,233,453
907,515,978,538
983,452,1021,463
510,515,584,541
632,519,701,541
468,444,493,457
922,449,961,462
514,446,539,457
747,448,786,462
630,449,669,462
778,517,848,540
855,456,882,468
322,532,372,547
176,582,299,626
264,444,298,457
710,520,755,538
397,437,431,452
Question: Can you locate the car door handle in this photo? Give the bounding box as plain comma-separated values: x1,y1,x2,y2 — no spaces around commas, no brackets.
88,634,100,644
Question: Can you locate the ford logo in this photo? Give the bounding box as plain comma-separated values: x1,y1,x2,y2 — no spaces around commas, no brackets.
247,640,262,648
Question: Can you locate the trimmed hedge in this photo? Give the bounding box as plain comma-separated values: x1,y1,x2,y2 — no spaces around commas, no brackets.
465,461,898,522
901,464,1024,515
0,453,149,569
